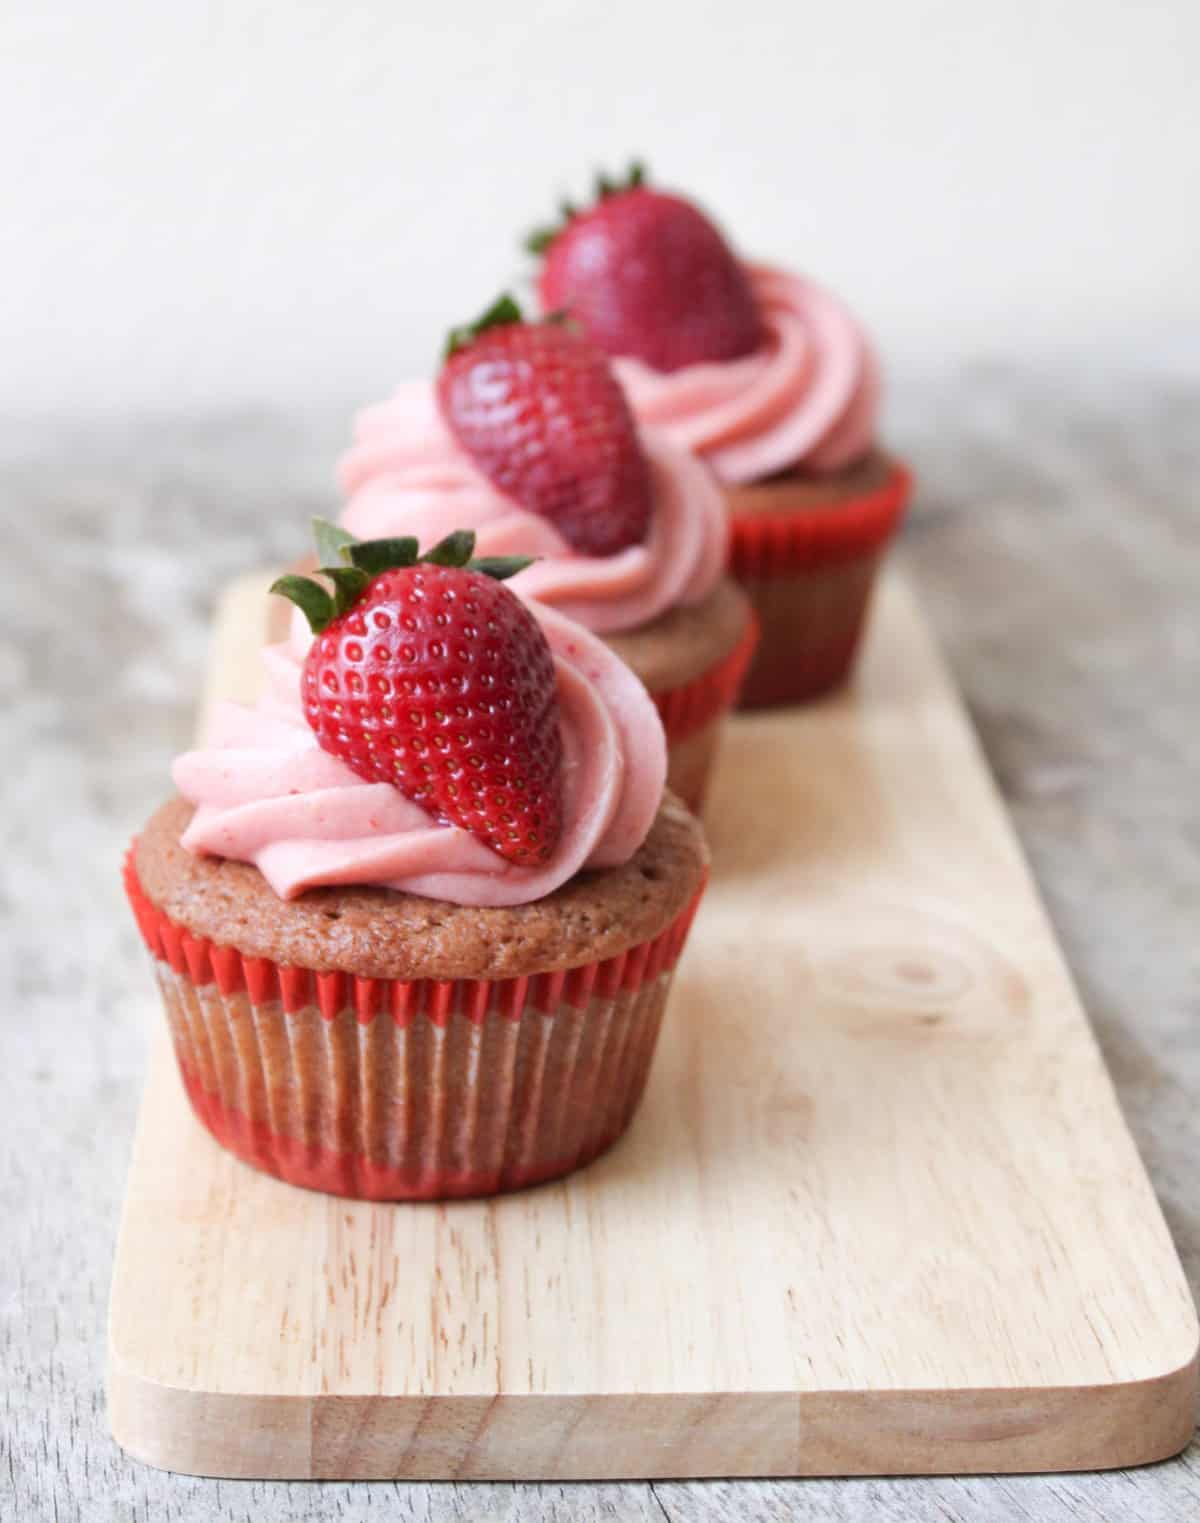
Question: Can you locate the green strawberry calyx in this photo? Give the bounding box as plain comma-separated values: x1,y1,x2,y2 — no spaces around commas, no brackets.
270,518,533,635
524,160,647,256
442,293,578,360
443,293,524,360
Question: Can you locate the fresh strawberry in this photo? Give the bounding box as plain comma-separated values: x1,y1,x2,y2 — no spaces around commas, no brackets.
272,521,564,867
528,163,764,373
436,295,652,558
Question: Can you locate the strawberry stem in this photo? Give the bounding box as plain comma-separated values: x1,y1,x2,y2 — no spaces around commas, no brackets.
443,293,523,360
320,565,371,617
421,529,476,567
470,556,534,581
346,536,419,574
525,227,557,255
312,516,356,567
269,574,335,634
272,523,536,632
522,160,649,256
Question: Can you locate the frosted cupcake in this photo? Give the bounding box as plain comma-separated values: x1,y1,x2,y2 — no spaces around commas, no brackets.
337,297,757,810
124,527,708,1200
528,166,911,707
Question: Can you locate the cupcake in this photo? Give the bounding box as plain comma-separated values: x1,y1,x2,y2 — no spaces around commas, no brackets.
124,527,708,1201
527,165,912,707
336,297,757,811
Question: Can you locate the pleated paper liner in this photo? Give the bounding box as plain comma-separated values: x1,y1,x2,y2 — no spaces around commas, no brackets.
124,853,706,1201
650,605,760,810
728,459,912,578
727,460,912,706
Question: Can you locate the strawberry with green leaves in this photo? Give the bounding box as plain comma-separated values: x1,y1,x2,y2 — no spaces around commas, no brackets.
527,163,764,374
436,295,652,558
273,521,564,868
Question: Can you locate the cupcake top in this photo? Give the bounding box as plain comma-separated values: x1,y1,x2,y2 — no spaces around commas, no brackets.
529,165,880,486
337,299,728,636
614,266,879,486
174,527,667,909
137,794,706,980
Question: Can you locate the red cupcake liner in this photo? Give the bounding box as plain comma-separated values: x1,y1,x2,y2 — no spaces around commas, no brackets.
124,853,706,1201
648,608,759,811
729,461,912,579
735,560,881,707
651,606,761,744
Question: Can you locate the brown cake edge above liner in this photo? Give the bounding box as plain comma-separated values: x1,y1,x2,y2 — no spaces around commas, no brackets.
603,574,753,696
133,795,708,983
727,447,899,515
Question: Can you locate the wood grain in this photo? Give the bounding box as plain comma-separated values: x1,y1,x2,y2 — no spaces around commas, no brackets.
106,567,1198,1480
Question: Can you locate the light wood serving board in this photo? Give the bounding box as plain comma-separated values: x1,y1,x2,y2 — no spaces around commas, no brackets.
108,568,1198,1481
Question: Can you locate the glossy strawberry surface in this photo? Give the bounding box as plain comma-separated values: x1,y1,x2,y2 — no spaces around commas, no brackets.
301,563,564,867
538,185,763,374
438,318,653,557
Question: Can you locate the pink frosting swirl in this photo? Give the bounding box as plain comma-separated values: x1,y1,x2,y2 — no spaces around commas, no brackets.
613,263,880,486
173,602,667,907
337,387,726,636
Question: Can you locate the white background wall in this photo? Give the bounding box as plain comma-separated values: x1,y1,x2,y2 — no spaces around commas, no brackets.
4,1,1199,415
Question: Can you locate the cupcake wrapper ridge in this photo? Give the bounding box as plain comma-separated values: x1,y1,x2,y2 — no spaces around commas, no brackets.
124,852,705,1201
649,605,759,810
729,460,912,579
730,460,911,706
651,607,760,744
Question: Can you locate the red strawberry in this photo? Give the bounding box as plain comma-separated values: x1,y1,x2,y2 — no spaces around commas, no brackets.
436,295,652,558
529,164,764,373
272,524,564,867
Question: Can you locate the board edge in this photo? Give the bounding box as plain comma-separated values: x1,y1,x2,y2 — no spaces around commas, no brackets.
106,1346,1199,1481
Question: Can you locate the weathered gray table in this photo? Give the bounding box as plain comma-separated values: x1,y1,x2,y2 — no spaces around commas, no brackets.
4,370,1198,1520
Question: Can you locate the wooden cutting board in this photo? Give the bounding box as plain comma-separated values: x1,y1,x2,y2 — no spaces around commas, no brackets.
107,567,1198,1481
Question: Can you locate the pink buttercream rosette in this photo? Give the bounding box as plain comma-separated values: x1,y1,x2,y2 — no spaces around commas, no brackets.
614,263,881,485
174,601,667,908
339,392,728,638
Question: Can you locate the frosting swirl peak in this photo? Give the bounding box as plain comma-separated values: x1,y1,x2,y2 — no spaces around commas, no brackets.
173,600,667,908
614,263,880,485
